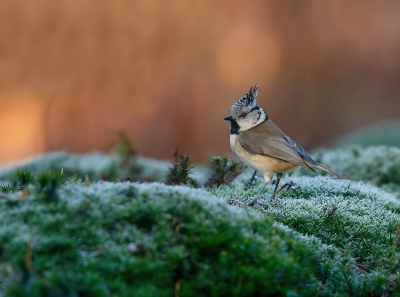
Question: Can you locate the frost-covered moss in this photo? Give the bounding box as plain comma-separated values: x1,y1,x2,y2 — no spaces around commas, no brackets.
297,146,400,194
214,174,400,295
0,181,379,297
0,152,210,186
216,176,400,264
1,150,400,296
0,152,171,183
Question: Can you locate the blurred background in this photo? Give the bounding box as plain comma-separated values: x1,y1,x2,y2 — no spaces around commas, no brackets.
1,0,400,164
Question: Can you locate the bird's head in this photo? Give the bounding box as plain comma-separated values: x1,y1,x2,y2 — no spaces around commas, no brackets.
224,85,267,134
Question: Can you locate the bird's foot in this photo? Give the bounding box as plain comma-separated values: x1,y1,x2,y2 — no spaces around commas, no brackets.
247,195,265,207
248,194,280,207
275,180,300,195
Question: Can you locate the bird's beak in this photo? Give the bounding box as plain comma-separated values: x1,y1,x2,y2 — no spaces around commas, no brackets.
224,115,233,121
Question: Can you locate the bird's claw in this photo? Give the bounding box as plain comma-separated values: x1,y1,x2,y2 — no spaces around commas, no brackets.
251,202,264,209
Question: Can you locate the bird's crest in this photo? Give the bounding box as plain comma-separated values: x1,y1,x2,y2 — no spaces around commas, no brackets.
237,85,261,107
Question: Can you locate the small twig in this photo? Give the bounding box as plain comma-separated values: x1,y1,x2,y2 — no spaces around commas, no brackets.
120,175,132,182
324,205,338,221
224,165,247,184
275,181,300,195
275,183,288,195
228,199,248,208
25,236,33,271
25,236,50,285
392,226,400,248
85,175,90,186
175,279,181,297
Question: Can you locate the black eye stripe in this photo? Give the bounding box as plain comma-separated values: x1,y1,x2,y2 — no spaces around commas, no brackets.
249,106,260,113
239,106,259,118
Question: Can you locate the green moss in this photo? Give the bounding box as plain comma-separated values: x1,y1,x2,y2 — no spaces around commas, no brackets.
297,146,400,193
16,170,36,190
0,152,171,184
165,150,198,187
203,156,245,187
215,175,400,295
0,181,386,296
1,148,400,296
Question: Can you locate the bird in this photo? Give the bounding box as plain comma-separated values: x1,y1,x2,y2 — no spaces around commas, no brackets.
224,85,349,206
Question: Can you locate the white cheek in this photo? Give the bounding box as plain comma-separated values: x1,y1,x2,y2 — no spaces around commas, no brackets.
238,121,255,132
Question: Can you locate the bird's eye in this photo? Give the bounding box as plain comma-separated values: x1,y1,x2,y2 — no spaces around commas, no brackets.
240,112,247,118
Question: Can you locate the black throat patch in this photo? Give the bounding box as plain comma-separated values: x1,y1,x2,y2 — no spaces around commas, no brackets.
229,120,240,135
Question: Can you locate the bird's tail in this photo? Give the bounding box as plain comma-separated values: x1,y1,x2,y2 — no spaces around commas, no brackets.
307,162,350,180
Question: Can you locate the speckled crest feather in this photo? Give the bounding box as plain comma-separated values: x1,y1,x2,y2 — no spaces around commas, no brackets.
238,85,260,106
229,85,261,116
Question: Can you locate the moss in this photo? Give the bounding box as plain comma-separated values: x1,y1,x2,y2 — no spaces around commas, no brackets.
0,182,361,296
165,150,198,187
0,152,171,184
1,148,400,296
203,156,245,187
297,146,400,193
15,170,36,190
215,175,400,296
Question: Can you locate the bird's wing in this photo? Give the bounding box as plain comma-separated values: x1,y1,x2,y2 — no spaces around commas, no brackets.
238,120,316,171
282,134,318,166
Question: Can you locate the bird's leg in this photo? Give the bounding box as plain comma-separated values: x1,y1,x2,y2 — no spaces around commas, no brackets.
269,173,282,199
247,182,269,206
248,173,282,206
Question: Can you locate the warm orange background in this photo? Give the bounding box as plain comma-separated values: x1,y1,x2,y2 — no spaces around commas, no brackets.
1,1,400,164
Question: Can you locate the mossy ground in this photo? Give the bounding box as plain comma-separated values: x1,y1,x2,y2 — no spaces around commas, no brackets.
0,145,400,296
